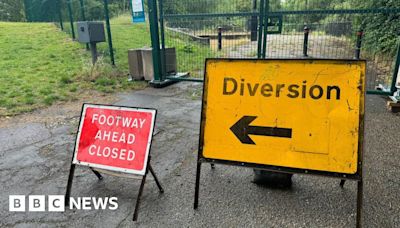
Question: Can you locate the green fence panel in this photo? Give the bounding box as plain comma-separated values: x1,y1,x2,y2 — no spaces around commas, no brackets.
157,0,400,94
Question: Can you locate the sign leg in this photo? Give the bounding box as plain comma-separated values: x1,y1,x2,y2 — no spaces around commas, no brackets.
149,164,164,193
210,163,215,169
356,179,363,228
65,164,76,207
194,161,202,209
133,170,148,221
90,168,104,180
340,179,346,188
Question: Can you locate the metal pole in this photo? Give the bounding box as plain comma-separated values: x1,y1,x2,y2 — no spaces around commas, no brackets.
159,0,167,80
149,164,164,193
79,0,86,20
250,0,258,41
194,162,202,209
64,164,76,207
90,43,98,64
79,0,89,50
103,0,115,65
133,167,148,221
218,27,222,51
303,26,310,57
389,36,400,94
23,0,31,22
57,0,64,30
257,0,265,58
356,180,363,228
262,0,269,58
148,0,162,82
89,168,103,180
355,30,363,59
67,0,75,39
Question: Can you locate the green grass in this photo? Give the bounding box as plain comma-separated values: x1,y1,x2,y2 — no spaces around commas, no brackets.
0,15,214,116
96,15,218,75
0,22,94,115
0,17,148,116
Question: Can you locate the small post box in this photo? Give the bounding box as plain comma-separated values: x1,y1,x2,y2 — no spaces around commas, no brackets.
77,21,106,43
76,21,106,64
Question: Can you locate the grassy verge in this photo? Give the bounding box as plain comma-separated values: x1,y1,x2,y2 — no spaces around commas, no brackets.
0,21,148,116
98,15,218,76
0,14,216,116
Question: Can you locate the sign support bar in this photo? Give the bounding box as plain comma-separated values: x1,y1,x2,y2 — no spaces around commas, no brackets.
194,160,363,227
133,156,164,221
356,180,363,228
193,162,201,209
65,156,164,221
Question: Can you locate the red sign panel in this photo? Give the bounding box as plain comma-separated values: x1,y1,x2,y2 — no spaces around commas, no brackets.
73,104,156,175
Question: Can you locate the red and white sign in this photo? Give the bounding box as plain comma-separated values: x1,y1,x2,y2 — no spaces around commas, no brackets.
72,104,156,175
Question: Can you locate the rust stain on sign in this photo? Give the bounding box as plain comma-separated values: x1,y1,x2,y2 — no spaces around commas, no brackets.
201,59,365,174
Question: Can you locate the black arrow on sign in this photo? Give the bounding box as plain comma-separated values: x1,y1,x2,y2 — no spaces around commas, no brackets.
230,116,292,145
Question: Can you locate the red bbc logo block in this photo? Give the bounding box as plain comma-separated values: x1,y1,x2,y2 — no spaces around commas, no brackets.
72,104,156,175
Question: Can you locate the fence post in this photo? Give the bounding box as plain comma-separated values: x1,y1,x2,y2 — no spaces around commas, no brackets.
390,35,400,94
218,27,222,51
148,0,162,83
262,0,269,58
159,0,167,80
67,0,75,39
355,29,363,59
103,0,115,66
57,0,64,30
250,0,258,41
303,26,310,57
79,0,86,20
23,0,31,22
79,0,89,50
257,0,265,58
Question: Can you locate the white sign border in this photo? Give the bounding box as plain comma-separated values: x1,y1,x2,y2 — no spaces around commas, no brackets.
72,103,156,176
131,0,144,13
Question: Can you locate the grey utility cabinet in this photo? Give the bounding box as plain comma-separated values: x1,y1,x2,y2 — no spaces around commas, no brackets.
128,48,177,81
77,21,106,43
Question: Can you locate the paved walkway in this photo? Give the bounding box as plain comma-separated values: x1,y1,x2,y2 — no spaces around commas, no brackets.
0,82,399,227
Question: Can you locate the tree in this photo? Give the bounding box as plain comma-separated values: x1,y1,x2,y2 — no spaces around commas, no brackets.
0,0,25,21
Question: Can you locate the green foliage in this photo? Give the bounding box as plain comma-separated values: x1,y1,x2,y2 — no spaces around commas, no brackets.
164,0,218,15
0,0,25,21
281,0,399,56
183,44,194,53
355,0,400,56
1,0,130,22
60,75,73,84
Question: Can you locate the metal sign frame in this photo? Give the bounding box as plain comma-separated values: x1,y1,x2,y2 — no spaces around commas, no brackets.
194,58,365,227
65,103,164,221
72,104,156,175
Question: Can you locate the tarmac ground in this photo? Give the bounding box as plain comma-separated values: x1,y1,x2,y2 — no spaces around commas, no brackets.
0,82,399,227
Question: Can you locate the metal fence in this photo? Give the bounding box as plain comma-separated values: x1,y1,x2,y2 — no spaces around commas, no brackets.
25,0,136,67
23,0,400,94
155,0,400,94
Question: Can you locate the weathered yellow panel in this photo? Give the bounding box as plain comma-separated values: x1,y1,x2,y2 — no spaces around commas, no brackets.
201,59,365,174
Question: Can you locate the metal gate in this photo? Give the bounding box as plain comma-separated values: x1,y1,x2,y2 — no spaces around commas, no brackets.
148,0,400,94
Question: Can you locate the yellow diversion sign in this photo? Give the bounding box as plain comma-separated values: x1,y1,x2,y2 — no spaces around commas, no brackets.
200,59,365,174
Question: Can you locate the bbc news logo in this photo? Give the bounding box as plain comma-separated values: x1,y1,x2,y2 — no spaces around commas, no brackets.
9,195,118,212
